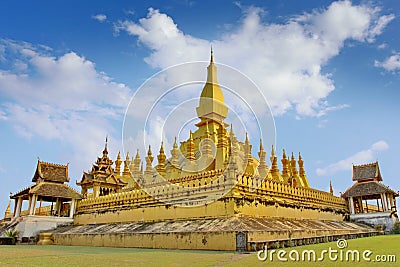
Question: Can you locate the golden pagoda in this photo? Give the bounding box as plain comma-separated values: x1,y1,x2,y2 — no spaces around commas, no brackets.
50,51,378,251
77,137,126,198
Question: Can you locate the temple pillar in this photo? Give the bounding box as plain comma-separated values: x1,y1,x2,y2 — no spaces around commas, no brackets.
349,197,355,214
381,193,388,211
14,197,23,218
55,198,61,216
69,199,76,218
386,194,392,210
27,195,32,214
13,198,17,216
29,194,37,215
357,197,363,213
390,195,396,210
385,194,391,210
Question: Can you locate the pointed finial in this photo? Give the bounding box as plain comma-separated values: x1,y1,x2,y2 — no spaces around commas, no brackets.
117,151,121,159
260,139,264,151
283,149,287,158
298,152,302,160
173,136,178,148
159,141,164,154
329,180,333,194
245,132,249,144
135,149,140,159
210,45,214,63
271,145,275,156
103,135,109,155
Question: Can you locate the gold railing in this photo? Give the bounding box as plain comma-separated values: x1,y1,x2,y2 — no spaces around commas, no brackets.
235,175,346,210
18,203,71,217
77,173,347,213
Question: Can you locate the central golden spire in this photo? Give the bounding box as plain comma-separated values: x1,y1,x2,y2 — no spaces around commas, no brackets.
196,48,228,125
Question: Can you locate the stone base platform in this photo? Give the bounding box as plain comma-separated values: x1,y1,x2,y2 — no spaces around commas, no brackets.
350,211,399,232
50,216,379,251
13,215,73,242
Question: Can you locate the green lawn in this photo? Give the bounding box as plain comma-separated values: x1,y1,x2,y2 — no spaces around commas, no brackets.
0,235,398,267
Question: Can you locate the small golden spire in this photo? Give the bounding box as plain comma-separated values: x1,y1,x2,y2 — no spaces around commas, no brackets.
258,139,268,178
157,142,166,177
258,139,265,159
171,137,179,166
123,152,131,176
271,145,275,158
147,145,154,163
4,201,10,216
187,131,195,161
145,146,153,175
290,152,298,176
130,154,135,169
298,152,310,188
281,149,289,181
298,152,305,175
115,151,122,175
330,180,334,195
270,150,280,181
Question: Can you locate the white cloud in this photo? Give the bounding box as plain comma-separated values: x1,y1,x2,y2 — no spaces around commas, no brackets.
92,14,107,23
375,53,400,72
316,140,389,176
371,140,389,151
0,39,132,175
367,14,395,42
316,103,350,117
377,43,387,49
0,109,7,120
114,2,393,117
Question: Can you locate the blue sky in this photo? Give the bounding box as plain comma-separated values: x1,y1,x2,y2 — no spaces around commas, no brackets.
0,0,399,213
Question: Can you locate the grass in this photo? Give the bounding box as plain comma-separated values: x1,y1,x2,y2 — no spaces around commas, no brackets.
0,235,398,266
